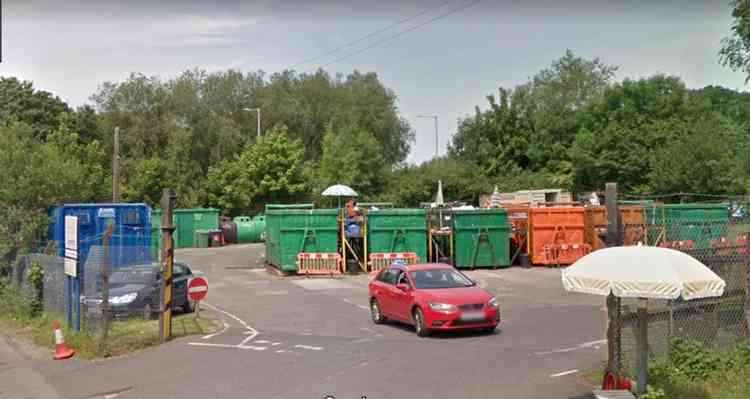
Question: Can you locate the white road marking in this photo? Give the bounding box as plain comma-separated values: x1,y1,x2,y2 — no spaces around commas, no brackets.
276,350,285,353
189,302,261,349
272,342,281,346
535,339,607,355
202,320,230,339
255,340,270,344
294,344,323,351
343,298,370,311
201,302,259,345
188,342,266,351
550,369,579,378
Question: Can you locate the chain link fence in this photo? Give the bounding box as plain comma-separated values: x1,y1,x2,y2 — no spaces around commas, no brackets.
618,205,750,376
10,233,166,337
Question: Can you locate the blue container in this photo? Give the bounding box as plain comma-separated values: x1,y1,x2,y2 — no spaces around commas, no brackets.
50,203,153,269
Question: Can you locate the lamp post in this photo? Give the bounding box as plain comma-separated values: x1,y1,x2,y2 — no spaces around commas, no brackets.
243,107,261,138
417,115,439,158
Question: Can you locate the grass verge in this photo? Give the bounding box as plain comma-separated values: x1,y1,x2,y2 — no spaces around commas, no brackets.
0,285,218,359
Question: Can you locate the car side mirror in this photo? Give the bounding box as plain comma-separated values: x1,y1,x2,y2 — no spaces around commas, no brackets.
396,283,410,292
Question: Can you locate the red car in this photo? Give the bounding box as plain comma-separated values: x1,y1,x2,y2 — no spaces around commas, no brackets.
368,263,500,337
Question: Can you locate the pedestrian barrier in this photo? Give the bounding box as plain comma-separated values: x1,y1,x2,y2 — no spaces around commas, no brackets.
541,242,591,266
297,252,342,276
658,240,695,251
737,233,749,255
368,252,418,272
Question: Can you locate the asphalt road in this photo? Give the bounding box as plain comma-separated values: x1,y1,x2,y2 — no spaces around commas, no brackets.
3,244,607,399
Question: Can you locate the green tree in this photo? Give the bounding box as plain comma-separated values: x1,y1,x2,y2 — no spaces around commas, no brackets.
0,77,71,140
317,124,386,197
720,0,750,82
0,120,108,271
203,125,308,214
571,75,694,192
648,116,746,195
450,50,616,187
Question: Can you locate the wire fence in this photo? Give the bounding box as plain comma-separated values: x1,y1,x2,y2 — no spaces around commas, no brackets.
618,210,750,376
10,233,167,337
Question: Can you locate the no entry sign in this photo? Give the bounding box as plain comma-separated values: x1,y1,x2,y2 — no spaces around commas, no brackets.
188,277,209,302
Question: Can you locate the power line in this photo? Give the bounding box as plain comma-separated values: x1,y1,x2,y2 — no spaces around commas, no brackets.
313,0,482,71
289,0,458,70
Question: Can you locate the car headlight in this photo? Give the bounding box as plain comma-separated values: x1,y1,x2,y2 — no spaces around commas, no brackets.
428,302,457,313
110,293,138,305
488,297,499,309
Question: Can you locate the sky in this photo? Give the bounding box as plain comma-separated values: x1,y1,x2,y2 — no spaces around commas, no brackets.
2,0,747,164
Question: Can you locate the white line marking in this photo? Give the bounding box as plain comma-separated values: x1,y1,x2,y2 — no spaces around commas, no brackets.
188,342,267,351
294,344,323,351
535,339,607,355
202,320,230,339
202,302,259,345
357,305,369,310
550,369,579,378
272,342,281,346
276,350,285,353
255,340,270,344
342,298,354,304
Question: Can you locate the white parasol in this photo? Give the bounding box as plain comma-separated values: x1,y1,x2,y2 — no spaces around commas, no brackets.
322,184,358,208
562,245,725,394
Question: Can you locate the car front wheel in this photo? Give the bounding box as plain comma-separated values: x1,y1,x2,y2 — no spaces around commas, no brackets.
413,308,430,337
184,298,196,313
370,299,385,324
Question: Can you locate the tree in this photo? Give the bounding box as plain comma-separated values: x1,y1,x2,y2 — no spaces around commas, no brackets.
203,125,308,214
648,116,746,195
571,74,750,194
720,0,750,82
317,124,386,197
0,120,108,270
0,77,71,140
450,50,616,188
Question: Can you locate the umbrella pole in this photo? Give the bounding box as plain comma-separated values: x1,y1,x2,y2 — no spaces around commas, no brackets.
636,298,649,395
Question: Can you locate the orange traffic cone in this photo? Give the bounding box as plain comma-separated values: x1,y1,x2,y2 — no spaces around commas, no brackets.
52,320,75,360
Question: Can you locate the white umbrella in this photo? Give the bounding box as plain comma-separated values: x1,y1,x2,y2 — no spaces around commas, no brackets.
562,246,725,394
562,246,725,300
322,184,358,208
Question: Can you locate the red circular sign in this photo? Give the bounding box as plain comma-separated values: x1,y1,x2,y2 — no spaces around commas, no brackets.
188,277,209,302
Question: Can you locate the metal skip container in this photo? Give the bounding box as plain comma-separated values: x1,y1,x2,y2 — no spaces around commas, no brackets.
452,209,511,269
367,208,428,262
264,206,339,272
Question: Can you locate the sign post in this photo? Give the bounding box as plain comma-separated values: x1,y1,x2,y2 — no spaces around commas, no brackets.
63,216,79,331
187,277,208,319
159,189,177,343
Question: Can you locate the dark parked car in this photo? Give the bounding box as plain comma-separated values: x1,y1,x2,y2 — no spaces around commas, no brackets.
85,262,195,319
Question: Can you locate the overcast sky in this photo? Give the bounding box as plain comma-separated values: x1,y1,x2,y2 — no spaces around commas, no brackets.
2,0,746,163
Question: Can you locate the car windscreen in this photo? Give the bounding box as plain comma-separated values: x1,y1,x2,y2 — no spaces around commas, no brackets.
410,269,475,289
110,267,157,285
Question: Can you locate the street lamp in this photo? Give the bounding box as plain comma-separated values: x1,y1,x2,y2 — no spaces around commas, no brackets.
417,114,439,158
243,107,261,138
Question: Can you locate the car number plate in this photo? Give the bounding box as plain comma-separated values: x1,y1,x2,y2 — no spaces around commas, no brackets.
460,311,485,322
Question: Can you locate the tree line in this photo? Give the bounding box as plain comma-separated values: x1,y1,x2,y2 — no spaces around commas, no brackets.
3,2,750,270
